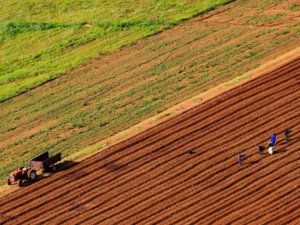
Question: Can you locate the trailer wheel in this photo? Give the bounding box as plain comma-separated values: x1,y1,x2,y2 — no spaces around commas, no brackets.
27,170,36,181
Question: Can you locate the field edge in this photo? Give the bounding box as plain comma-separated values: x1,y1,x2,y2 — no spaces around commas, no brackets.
1,45,299,199
66,46,300,163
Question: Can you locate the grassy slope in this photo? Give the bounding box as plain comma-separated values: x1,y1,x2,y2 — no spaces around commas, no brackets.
0,0,300,185
0,0,232,102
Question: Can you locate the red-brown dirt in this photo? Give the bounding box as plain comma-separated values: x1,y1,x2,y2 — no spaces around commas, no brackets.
0,55,299,224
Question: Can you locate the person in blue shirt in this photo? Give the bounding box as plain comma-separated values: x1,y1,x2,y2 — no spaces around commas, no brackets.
270,133,277,146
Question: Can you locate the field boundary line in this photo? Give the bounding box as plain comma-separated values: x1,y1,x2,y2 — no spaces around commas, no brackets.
66,46,300,162
0,47,299,199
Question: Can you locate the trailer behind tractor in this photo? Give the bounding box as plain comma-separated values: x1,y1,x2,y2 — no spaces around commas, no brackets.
7,151,61,187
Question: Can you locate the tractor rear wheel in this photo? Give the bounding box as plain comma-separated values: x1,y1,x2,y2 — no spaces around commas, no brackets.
27,169,36,181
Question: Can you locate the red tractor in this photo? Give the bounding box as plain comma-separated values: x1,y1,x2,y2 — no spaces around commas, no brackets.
7,151,61,187
7,167,37,187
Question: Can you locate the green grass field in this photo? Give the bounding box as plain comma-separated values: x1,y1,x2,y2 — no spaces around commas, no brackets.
0,0,233,102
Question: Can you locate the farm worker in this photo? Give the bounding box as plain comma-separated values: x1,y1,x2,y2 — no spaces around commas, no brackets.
284,129,291,141
268,141,274,155
258,145,264,155
237,153,245,166
268,146,274,155
270,133,277,146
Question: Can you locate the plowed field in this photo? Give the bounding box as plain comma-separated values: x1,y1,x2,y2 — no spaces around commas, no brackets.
0,56,299,224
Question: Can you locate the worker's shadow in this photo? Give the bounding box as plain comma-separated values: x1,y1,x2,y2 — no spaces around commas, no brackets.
249,148,287,159
274,148,287,154
277,137,300,145
289,137,300,142
277,141,289,146
245,154,268,165
245,161,259,165
244,148,281,165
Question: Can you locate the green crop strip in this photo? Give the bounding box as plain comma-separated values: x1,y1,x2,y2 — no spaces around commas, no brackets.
0,0,233,102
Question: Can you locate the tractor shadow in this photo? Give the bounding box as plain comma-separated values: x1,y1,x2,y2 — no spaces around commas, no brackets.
42,160,79,174
20,160,79,187
55,160,80,171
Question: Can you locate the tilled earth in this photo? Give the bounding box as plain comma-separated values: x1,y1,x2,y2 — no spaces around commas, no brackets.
0,56,299,224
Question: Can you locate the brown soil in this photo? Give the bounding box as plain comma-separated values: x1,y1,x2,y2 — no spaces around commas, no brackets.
0,55,299,224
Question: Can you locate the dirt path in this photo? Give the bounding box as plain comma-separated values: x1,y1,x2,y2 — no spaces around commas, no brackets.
0,54,299,224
